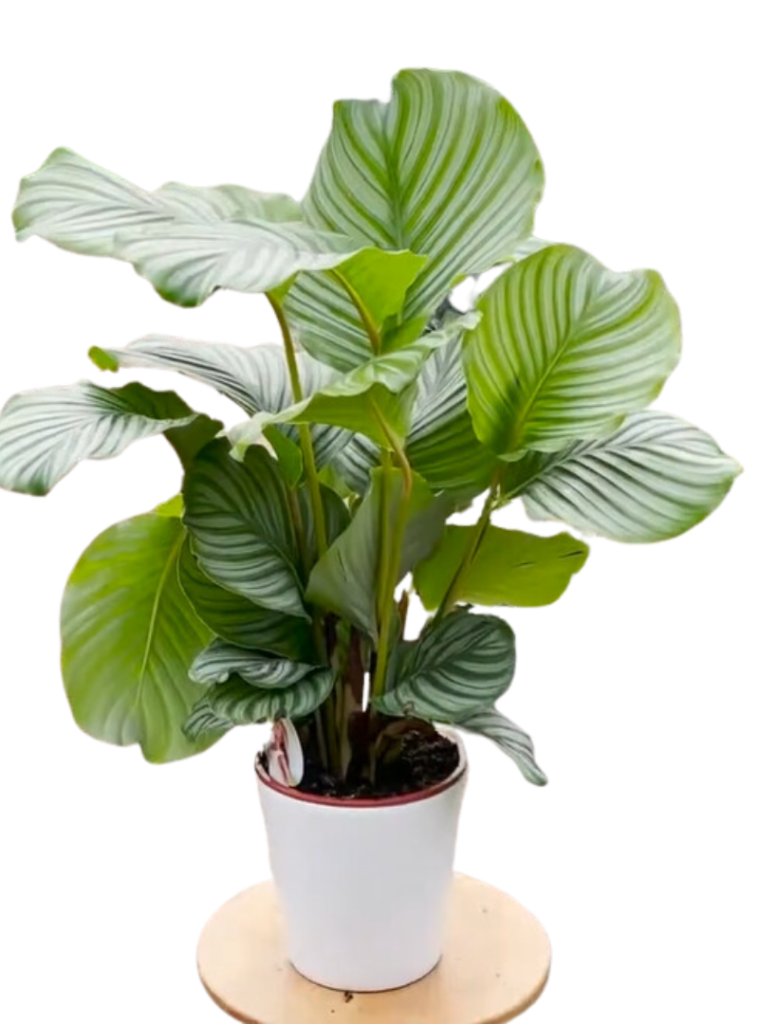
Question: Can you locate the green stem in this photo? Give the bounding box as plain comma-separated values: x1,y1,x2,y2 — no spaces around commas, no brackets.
371,398,413,493
268,294,328,557
437,477,501,618
372,438,413,701
269,294,336,772
330,269,382,354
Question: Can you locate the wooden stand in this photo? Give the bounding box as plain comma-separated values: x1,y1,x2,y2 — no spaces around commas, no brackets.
197,874,551,1023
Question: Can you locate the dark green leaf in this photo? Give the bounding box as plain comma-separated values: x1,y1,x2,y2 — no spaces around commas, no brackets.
189,639,320,687
177,541,314,659
184,670,335,739
182,440,306,617
375,609,516,722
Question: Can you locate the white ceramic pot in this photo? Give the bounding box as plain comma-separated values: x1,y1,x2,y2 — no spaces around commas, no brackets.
256,732,468,992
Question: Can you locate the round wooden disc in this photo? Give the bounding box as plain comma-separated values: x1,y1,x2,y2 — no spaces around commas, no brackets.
197,874,551,1024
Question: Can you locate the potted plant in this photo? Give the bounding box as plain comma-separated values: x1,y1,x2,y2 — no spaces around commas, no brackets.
1,68,739,995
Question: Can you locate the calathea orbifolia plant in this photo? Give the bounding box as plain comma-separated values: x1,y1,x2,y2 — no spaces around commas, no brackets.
1,69,739,787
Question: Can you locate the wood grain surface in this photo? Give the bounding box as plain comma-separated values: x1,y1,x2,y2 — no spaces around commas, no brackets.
197,874,551,1023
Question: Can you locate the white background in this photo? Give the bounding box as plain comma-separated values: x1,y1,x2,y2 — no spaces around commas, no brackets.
1,2,756,1021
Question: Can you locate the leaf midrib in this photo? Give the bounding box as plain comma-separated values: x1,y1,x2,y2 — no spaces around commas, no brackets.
135,528,185,706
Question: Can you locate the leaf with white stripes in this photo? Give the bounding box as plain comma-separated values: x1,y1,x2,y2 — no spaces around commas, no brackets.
334,339,497,499
375,609,516,722
464,245,682,457
182,440,306,617
283,254,427,371
61,510,220,763
503,411,741,542
184,670,335,739
407,339,497,498
332,434,379,494
230,314,477,450
0,381,208,496
304,68,544,326
12,147,411,308
189,639,320,688
90,336,349,468
113,219,365,307
458,707,547,785
414,526,589,609
12,148,304,255
178,541,314,659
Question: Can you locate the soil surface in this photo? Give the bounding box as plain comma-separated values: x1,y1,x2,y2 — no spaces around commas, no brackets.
296,729,461,800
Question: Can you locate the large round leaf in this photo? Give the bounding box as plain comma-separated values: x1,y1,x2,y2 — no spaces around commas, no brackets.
375,609,516,722
503,410,741,542
304,68,544,324
182,440,306,617
61,511,219,763
464,245,682,456
177,541,314,659
0,381,207,496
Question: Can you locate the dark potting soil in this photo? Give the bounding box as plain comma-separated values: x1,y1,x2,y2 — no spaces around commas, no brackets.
297,729,460,801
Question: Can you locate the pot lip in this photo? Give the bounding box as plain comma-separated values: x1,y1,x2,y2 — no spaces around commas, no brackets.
255,727,467,809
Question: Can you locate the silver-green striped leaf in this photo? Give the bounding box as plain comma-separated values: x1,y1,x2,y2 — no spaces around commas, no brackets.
504,411,741,543
333,338,497,499
332,434,379,494
189,639,319,688
184,670,335,738
61,511,220,763
464,245,682,457
12,148,304,256
12,147,404,308
407,339,497,499
283,247,427,371
90,336,349,469
375,609,516,722
306,469,451,639
457,707,547,785
178,541,314,659
0,381,206,496
182,440,306,617
114,219,363,307
304,68,544,325
230,314,477,451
